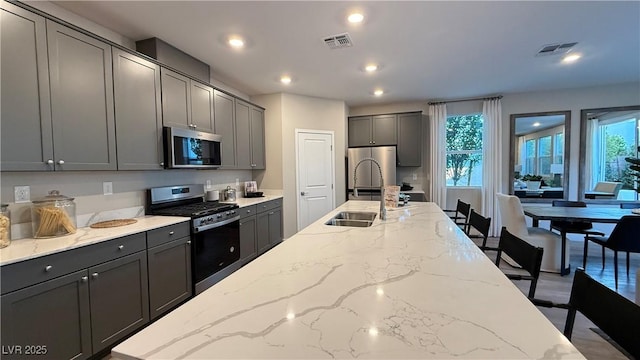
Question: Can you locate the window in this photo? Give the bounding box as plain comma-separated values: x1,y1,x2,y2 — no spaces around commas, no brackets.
518,127,564,176
585,112,639,200
445,114,483,186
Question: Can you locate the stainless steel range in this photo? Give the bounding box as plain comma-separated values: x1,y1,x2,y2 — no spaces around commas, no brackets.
147,184,241,294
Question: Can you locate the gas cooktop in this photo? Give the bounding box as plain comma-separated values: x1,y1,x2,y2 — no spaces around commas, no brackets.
151,202,238,218
147,184,238,219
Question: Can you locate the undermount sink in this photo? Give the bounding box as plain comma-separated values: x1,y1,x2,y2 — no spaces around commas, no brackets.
325,211,376,227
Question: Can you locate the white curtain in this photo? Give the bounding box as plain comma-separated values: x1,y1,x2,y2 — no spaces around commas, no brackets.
429,103,447,208
482,99,503,235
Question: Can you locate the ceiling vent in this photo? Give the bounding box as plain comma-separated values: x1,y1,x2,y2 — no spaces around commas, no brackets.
535,42,578,57
323,33,353,49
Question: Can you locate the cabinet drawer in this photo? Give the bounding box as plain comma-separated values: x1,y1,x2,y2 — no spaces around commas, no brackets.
256,199,282,213
239,205,257,219
1,232,146,295
147,222,190,248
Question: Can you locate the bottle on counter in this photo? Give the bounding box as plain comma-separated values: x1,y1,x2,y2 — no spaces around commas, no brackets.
0,204,10,248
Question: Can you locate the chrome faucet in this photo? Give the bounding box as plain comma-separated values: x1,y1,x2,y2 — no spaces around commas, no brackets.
353,158,386,220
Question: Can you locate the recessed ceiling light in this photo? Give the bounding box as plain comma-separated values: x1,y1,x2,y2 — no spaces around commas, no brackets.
365,64,378,72
348,13,364,23
533,122,541,127
228,37,244,48
280,75,292,84
562,53,581,63
374,89,384,96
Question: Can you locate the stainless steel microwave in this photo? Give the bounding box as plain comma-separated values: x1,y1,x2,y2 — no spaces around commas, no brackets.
163,127,222,169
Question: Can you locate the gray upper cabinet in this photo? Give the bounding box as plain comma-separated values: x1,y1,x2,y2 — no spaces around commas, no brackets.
348,115,397,147
235,99,266,170
161,68,191,129
214,90,237,168
47,20,117,171
113,48,163,170
1,3,53,171
190,81,215,132
397,112,422,166
161,67,214,132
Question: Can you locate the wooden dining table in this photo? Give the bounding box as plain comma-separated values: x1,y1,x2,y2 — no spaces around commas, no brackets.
522,206,637,275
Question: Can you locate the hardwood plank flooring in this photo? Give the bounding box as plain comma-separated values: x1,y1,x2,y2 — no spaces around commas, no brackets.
480,236,637,360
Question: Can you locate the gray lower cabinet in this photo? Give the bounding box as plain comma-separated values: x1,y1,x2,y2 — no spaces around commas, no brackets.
397,112,422,166
147,237,192,320
214,90,237,168
46,20,117,171
88,251,149,352
256,199,283,255
239,215,257,264
112,48,163,170
1,270,92,360
235,99,266,169
0,2,53,171
161,67,214,132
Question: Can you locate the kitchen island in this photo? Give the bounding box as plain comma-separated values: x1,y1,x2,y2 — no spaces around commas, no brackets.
112,201,583,359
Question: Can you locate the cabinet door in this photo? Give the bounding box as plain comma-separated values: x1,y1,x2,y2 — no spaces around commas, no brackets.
235,99,252,169
148,237,192,320
1,3,53,171
250,106,266,169
348,116,372,147
113,48,163,170
371,114,397,146
214,90,237,168
239,215,257,263
88,251,149,352
268,208,283,247
190,81,215,132
1,270,92,360
161,68,191,129
47,20,117,170
256,211,270,255
397,113,422,167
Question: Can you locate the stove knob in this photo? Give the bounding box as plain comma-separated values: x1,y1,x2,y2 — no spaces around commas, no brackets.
231,210,236,215
217,214,223,219
225,211,230,215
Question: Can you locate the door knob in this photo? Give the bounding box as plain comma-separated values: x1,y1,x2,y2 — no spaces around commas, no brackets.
46,159,54,165
57,160,65,165
91,272,99,279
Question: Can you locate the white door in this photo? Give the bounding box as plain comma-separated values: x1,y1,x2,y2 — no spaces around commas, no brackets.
296,130,335,230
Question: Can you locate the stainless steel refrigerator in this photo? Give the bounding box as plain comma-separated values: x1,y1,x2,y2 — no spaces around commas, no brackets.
347,146,396,200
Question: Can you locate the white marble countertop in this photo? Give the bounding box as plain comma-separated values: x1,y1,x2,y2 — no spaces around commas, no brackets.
0,216,189,266
113,201,583,359
222,194,283,208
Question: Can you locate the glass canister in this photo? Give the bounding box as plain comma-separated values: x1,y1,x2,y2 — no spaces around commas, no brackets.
31,190,77,238
0,204,10,248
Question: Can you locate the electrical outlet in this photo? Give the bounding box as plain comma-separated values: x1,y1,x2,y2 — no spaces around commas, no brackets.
103,182,113,196
205,180,212,189
412,173,418,181
235,178,239,186
14,186,30,203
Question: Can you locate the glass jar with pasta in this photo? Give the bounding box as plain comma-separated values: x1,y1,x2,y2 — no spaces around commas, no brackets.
0,204,10,248
31,190,77,238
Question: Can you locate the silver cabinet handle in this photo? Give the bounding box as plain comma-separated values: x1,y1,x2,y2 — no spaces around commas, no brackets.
46,159,54,165
186,240,191,245
246,209,251,213
57,160,65,165
91,272,99,279
118,245,124,250
45,265,53,272
160,162,164,167
169,231,175,235
81,276,88,282
192,124,197,128
269,211,274,215
372,141,376,144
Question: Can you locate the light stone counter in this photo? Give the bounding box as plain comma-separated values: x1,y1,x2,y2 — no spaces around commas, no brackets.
113,201,584,359
0,216,189,266
222,194,283,208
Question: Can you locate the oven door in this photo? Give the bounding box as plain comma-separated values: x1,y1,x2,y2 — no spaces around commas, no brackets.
192,217,240,294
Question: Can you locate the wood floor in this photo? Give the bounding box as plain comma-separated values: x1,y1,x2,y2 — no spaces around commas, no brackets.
480,236,638,360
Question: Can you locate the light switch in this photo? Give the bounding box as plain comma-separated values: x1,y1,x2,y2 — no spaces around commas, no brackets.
103,182,113,195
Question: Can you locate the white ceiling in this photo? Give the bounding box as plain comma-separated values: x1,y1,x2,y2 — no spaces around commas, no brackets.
50,1,640,107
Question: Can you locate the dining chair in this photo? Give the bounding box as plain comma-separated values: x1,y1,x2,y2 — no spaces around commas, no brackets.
620,202,640,209
442,199,471,231
583,215,640,289
495,227,544,298
531,268,640,359
496,193,566,273
462,209,492,251
550,200,604,238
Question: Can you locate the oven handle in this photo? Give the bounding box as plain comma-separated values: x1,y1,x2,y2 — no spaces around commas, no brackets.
193,215,240,233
